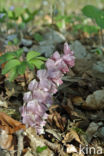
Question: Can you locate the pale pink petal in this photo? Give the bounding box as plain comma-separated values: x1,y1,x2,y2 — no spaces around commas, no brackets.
64,42,71,55
51,51,60,60
28,79,38,91
37,69,48,80
23,91,32,103
63,55,75,67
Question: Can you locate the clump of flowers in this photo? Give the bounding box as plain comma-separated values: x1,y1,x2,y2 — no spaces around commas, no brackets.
20,42,75,134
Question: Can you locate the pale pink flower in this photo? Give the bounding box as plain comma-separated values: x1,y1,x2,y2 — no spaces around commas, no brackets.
23,91,32,103
62,55,75,67
64,42,74,55
28,79,38,91
51,51,61,60
33,89,53,105
37,69,48,80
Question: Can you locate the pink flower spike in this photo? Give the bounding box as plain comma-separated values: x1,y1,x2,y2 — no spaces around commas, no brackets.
20,42,75,135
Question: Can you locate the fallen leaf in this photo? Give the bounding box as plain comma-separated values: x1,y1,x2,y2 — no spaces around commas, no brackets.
72,96,85,107
0,112,25,151
62,129,81,144
0,100,8,108
48,111,67,132
0,112,25,134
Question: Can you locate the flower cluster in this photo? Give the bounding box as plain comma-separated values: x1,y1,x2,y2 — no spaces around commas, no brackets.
20,42,75,134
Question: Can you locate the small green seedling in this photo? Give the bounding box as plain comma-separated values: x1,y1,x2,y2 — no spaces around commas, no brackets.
91,47,103,55
34,33,43,42
21,8,40,24
73,24,99,35
36,146,47,153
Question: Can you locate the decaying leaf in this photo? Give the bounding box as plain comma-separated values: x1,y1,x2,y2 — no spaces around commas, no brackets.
25,128,54,156
62,98,74,115
72,96,85,107
62,129,81,144
48,105,67,132
0,112,25,151
0,100,8,108
0,112,25,134
48,111,67,132
0,129,16,151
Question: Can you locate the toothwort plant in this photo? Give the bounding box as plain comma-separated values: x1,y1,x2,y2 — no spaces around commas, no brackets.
20,42,75,134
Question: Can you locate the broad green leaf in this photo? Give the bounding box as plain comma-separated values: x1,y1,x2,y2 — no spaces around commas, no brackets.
8,67,18,81
56,21,64,29
17,61,27,75
29,59,44,69
36,146,47,153
0,53,16,65
82,5,100,19
0,49,23,66
95,11,104,28
2,59,20,74
27,62,34,70
26,51,40,61
82,25,99,34
14,49,23,58
82,5,104,29
73,24,99,34
37,56,47,61
34,33,43,42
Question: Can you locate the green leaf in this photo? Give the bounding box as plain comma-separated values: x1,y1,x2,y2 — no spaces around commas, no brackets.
82,5,104,29
91,48,102,55
0,53,16,65
13,38,19,45
34,33,43,42
17,61,27,75
27,62,34,70
82,5,100,19
37,56,47,61
2,59,20,74
8,67,18,81
95,11,104,28
26,51,40,61
14,49,23,58
36,146,47,153
29,59,44,69
82,25,99,34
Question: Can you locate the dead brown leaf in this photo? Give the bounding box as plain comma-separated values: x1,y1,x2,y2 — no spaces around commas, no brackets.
0,112,25,134
72,96,85,107
0,112,26,151
48,111,66,132
62,129,81,144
